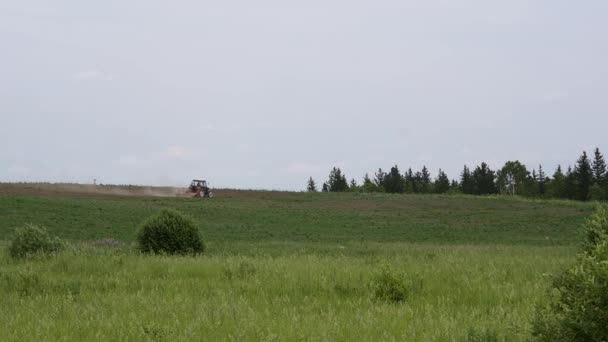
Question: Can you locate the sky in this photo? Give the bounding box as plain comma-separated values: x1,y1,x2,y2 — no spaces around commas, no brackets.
1,1,607,190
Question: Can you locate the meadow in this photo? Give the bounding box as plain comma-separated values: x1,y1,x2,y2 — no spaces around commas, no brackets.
0,185,597,340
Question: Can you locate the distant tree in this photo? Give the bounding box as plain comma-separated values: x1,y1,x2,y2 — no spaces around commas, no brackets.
460,165,475,194
564,166,577,200
349,178,358,191
550,165,566,199
306,177,317,192
434,169,450,193
374,168,386,188
327,167,349,192
322,182,329,192
383,165,405,193
574,151,593,201
472,162,497,195
496,161,531,196
592,147,607,185
538,164,547,196
362,173,381,192
404,168,416,193
450,179,459,189
419,166,432,193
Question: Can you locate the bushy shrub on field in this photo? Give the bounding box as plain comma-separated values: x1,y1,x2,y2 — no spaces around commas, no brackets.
532,206,608,341
371,265,413,303
9,224,63,258
136,209,204,255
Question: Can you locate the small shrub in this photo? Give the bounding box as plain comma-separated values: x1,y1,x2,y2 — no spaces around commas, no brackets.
136,209,204,255
8,224,63,259
532,205,608,341
371,265,410,303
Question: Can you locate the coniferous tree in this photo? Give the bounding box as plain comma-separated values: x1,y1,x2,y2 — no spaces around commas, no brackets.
574,151,593,201
374,168,385,188
550,165,566,199
383,165,405,193
529,169,539,197
327,167,349,192
450,179,459,190
322,182,329,192
472,162,497,195
419,166,432,193
564,166,577,200
404,168,416,193
592,147,607,185
306,177,317,192
537,164,547,196
460,165,475,194
413,171,423,193
434,169,450,193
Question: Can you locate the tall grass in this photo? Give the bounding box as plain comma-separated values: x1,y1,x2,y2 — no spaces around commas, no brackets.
0,243,574,341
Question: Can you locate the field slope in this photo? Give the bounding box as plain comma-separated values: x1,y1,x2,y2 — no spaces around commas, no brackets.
0,184,598,340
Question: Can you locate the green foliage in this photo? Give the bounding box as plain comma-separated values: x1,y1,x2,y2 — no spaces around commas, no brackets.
136,209,204,255
434,169,451,193
327,167,349,192
382,165,405,193
8,224,63,259
582,205,608,254
574,151,593,201
532,206,608,341
371,265,412,303
306,177,317,192
460,165,475,194
472,162,498,195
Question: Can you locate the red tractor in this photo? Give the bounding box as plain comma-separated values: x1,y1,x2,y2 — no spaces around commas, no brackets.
188,179,213,198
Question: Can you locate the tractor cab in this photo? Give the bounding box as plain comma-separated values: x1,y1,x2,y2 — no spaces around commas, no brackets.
188,179,212,198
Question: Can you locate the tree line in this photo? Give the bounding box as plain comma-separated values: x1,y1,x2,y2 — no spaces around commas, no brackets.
306,148,608,202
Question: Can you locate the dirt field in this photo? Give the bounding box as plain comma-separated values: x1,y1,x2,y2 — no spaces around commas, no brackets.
0,183,189,198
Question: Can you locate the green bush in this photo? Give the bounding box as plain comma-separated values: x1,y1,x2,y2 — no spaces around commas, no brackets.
8,224,63,259
532,205,608,341
371,265,411,303
136,209,204,255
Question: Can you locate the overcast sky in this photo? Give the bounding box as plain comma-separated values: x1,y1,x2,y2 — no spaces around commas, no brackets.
1,1,607,190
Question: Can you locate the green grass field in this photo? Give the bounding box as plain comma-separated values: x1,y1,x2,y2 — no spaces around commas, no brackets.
0,187,597,340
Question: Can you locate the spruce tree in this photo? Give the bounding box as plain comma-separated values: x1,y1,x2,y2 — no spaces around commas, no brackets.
306,177,317,192
383,165,405,193
322,183,329,192
404,168,415,193
460,165,474,194
327,167,349,192
574,151,593,201
564,166,577,200
434,169,450,193
373,168,385,188
550,165,566,199
419,166,432,193
538,164,547,196
592,147,607,185
472,162,497,195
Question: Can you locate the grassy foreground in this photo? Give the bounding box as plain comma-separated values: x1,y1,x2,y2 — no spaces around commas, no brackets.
0,188,598,340
1,244,573,341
